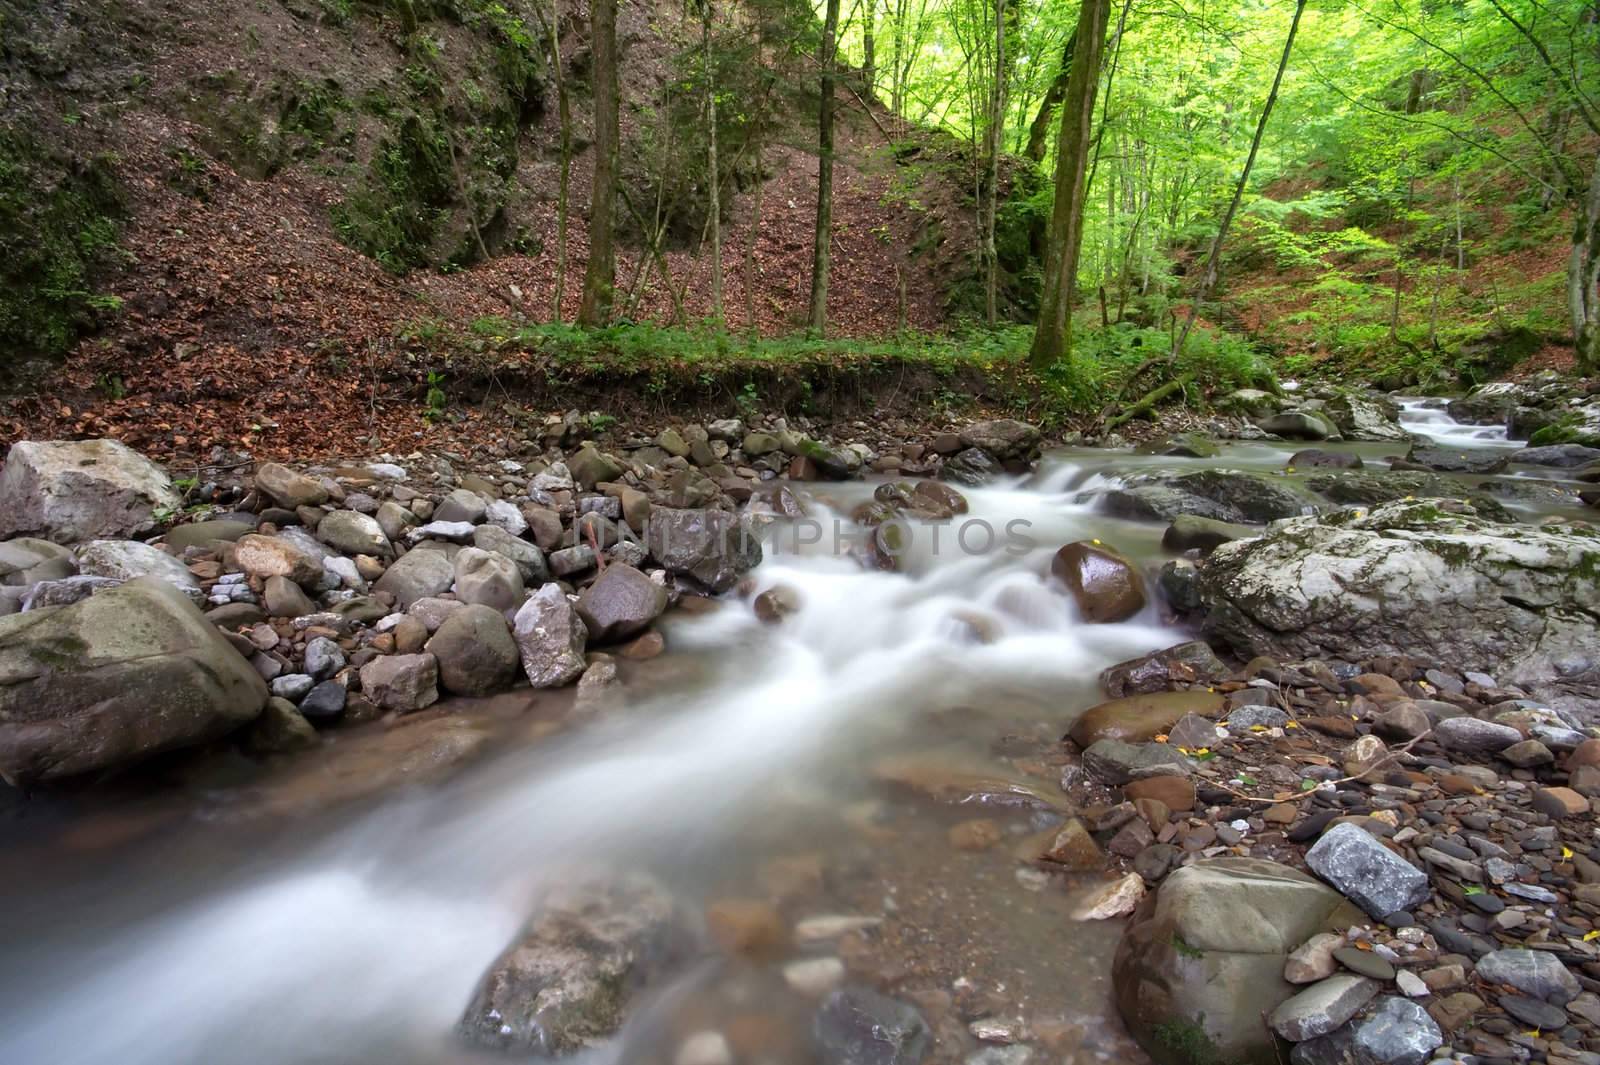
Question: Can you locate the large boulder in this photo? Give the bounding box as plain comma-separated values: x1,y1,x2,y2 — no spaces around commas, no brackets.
75,540,203,601
576,564,667,643
1113,857,1357,1065
426,604,520,697
1304,471,1512,522
1200,501,1600,700
1091,470,1313,525
0,439,181,544
1072,690,1225,747
959,418,1040,462
646,508,761,593
1400,443,1508,475
1322,392,1411,442
0,577,268,785
458,874,696,1054
0,538,75,587
514,584,588,688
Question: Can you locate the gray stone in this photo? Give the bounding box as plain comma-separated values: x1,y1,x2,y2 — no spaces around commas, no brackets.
263,575,316,618
549,545,597,578
254,462,329,509
298,680,347,721
453,547,525,614
358,653,439,712
1257,411,1333,440
567,445,625,488
1476,949,1581,1004
375,501,418,542
958,419,1040,461
646,508,761,593
375,549,456,609
1100,641,1229,698
1512,444,1600,467
0,578,268,785
166,519,254,553
434,489,487,525
1269,975,1379,1041
270,673,315,701
426,604,520,697
814,986,931,1065
1228,706,1289,730
1434,716,1522,754
315,510,392,557
576,564,667,643
1289,996,1440,1065
458,875,693,1054
75,540,201,601
244,696,318,754
1403,443,1508,474
0,439,182,544
474,525,549,585
1082,739,1192,785
303,636,345,680
406,520,478,545
939,447,1003,486
1304,823,1430,919
1114,858,1354,1065
1200,501,1600,696
513,585,587,688
1093,470,1313,525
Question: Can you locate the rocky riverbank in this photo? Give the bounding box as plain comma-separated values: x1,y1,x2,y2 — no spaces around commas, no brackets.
3,378,1600,1065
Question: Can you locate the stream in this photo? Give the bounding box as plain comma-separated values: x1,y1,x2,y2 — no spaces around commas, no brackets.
0,403,1580,1065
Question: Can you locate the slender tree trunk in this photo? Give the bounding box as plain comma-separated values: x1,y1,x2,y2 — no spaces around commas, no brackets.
1028,0,1111,369
1572,152,1600,372
1169,0,1307,360
702,0,723,323
863,0,877,99
578,0,620,326
982,0,1006,326
1023,29,1075,164
548,0,573,321
809,0,842,334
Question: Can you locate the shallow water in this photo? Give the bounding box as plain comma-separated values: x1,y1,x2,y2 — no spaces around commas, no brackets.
0,403,1584,1065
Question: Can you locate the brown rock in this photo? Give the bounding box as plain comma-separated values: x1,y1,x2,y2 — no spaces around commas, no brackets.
619,630,665,660
948,819,1003,851
1050,541,1146,623
1568,738,1600,769
1068,690,1224,748
705,900,787,957
1125,776,1196,812
1037,818,1103,870
1533,786,1590,818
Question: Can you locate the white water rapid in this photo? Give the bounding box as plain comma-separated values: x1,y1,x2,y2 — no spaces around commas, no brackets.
0,475,1177,1065
1396,397,1516,447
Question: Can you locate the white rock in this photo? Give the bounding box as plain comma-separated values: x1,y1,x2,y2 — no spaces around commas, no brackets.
794,915,883,943
1071,873,1144,921
783,957,845,995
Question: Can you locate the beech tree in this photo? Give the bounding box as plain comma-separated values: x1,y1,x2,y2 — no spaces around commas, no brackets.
578,0,620,327
808,0,842,334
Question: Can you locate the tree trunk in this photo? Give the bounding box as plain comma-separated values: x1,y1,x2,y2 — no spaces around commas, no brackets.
863,0,877,99
548,0,573,321
808,0,842,334
702,0,723,323
1572,152,1600,373
1027,0,1110,370
1169,0,1306,360
1023,29,1075,164
577,0,619,327
982,0,1006,326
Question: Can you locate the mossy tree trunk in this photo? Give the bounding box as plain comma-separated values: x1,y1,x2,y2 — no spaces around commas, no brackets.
808,0,841,335
578,0,620,327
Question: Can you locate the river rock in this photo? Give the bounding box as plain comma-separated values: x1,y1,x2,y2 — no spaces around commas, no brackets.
231,534,323,587
254,462,328,509
315,510,392,557
1323,392,1411,442
374,548,456,608
1200,501,1600,697
814,986,931,1065
1095,470,1313,525
1433,716,1521,754
1512,443,1600,467
0,578,267,785
1162,515,1255,554
453,547,525,614
459,874,695,1055
959,419,1040,462
646,508,761,593
1303,823,1430,919
474,525,550,585
514,584,587,688
939,447,1003,486
1288,995,1441,1065
1082,739,1192,785
576,564,667,643
1475,949,1580,1004
425,604,520,697
1268,974,1379,1041
1101,642,1229,698
1258,411,1334,440
166,519,254,554
358,653,438,712
75,540,202,601
1304,471,1512,521
1070,690,1225,747
1051,541,1146,622
567,444,624,488
1401,443,1508,475
0,439,182,544
1114,858,1353,1065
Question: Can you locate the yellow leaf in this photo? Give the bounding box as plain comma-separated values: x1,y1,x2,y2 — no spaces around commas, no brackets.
1563,846,1574,859
1584,930,1599,942
1285,721,1300,729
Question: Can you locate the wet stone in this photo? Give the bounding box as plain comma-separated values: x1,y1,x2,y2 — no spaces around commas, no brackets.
1498,994,1567,1030
1332,946,1395,981
814,987,931,1065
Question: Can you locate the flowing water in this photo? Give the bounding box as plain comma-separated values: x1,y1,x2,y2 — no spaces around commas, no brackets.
1397,396,1511,446
0,403,1581,1065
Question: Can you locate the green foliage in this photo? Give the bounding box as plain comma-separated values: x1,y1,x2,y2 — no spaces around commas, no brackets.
0,130,124,369
424,370,448,419
330,114,454,271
